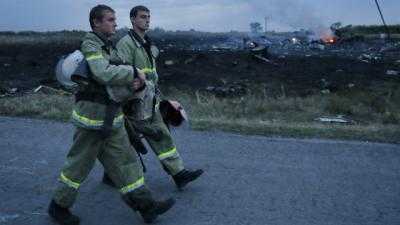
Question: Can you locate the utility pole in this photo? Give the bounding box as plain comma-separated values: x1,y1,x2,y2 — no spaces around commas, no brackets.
374,0,391,40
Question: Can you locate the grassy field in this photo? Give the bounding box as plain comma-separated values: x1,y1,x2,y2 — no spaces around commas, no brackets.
1,85,399,143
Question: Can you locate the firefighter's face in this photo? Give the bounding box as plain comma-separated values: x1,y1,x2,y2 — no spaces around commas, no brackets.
94,11,117,37
132,10,150,32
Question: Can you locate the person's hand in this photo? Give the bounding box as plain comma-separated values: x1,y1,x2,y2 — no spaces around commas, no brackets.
137,69,146,81
132,78,144,91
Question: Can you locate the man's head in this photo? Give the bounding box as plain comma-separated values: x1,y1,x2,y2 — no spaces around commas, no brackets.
89,4,117,37
130,5,150,32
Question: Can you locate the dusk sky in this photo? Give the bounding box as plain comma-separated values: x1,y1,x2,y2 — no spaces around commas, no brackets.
1,0,399,32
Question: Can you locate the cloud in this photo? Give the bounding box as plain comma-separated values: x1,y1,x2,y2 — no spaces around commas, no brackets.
0,0,399,32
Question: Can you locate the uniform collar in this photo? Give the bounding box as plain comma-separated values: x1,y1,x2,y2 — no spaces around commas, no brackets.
92,31,114,48
129,29,151,48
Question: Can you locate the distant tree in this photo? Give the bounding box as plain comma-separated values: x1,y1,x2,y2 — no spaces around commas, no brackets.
330,22,343,38
250,22,263,34
153,27,165,33
330,22,342,31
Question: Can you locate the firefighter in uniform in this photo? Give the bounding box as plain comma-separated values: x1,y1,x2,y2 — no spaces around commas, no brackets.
48,5,174,225
102,5,203,189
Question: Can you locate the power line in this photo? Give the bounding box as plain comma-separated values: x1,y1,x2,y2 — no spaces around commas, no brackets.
374,0,391,40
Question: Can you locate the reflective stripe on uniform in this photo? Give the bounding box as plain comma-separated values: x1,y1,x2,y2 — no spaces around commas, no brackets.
140,68,156,75
60,172,80,189
72,110,124,127
158,147,178,160
86,52,103,61
72,110,103,126
120,177,145,194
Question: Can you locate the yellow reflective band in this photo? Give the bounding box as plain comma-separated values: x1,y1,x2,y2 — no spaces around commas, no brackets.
72,110,103,126
114,114,124,124
140,68,156,74
86,52,103,61
120,177,145,194
158,147,177,160
60,172,80,189
72,110,124,127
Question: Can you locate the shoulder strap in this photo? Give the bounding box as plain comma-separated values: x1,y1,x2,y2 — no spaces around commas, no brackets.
128,30,154,68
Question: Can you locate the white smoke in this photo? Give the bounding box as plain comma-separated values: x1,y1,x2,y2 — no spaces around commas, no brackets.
248,0,331,32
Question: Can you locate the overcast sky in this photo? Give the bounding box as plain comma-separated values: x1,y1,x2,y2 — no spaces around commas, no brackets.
1,0,399,32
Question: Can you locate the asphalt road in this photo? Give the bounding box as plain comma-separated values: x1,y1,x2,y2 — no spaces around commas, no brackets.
0,117,399,225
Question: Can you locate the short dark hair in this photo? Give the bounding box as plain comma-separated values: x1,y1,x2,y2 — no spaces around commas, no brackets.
130,5,150,18
89,4,115,29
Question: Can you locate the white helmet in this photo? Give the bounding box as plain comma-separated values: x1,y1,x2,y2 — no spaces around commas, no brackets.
55,50,138,103
55,50,89,89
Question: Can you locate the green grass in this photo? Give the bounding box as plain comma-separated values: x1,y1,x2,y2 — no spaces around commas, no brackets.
163,83,400,124
163,86,400,143
191,118,399,142
0,86,399,143
0,93,73,121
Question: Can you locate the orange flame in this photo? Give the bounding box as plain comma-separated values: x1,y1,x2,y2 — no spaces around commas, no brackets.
315,27,337,44
321,32,337,44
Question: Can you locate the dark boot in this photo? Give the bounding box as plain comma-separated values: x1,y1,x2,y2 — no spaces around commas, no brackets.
102,172,116,187
173,169,204,189
48,200,80,225
139,198,175,223
123,188,175,223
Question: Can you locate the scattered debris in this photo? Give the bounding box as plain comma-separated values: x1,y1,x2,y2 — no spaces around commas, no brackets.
205,86,215,91
9,88,18,94
321,89,330,94
33,85,71,95
315,115,352,124
211,45,234,51
184,57,195,64
253,55,270,63
164,60,175,66
250,45,269,58
358,53,381,63
386,70,399,76
320,79,330,89
309,43,325,50
252,55,278,66
379,42,400,52
0,86,19,97
2,30,400,101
